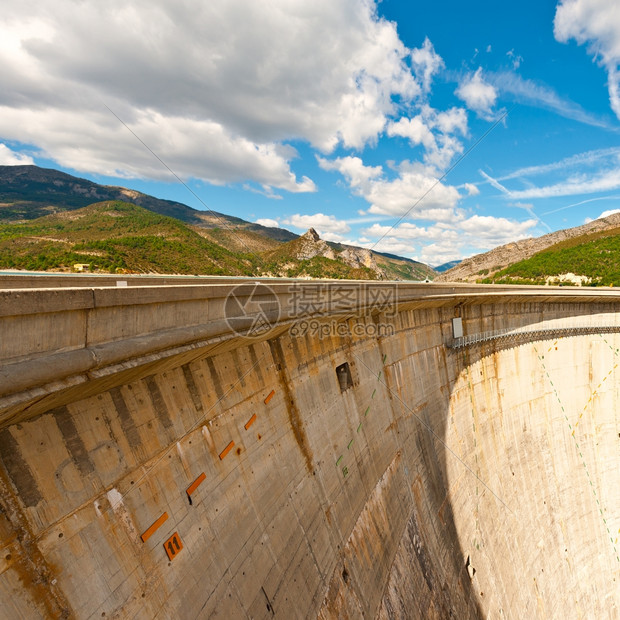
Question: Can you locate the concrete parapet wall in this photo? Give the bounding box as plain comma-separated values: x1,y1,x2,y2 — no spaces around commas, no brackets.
2,281,619,425
0,281,619,618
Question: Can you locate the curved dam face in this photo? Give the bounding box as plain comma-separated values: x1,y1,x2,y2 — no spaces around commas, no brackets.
443,334,619,619
0,278,618,618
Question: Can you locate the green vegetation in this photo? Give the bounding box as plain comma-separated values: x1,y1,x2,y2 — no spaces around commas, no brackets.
480,226,620,286
0,201,385,279
0,201,258,275
0,165,437,280
373,254,435,280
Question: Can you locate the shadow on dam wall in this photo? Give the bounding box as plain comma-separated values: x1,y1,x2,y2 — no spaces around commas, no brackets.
0,291,619,618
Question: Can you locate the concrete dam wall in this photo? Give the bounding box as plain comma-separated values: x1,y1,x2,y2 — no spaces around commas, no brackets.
0,278,619,618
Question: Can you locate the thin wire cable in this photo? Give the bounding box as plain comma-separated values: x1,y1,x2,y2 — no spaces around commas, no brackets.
371,105,516,252
351,350,514,515
102,102,256,256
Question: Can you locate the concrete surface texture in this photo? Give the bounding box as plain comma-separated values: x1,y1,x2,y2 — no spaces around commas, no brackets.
0,278,618,618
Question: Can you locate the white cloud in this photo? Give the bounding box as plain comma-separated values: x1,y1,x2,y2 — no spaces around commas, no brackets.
479,170,511,195
282,213,351,235
490,71,613,129
543,195,620,215
318,155,462,218
255,218,280,228
598,208,620,219
0,106,317,192
485,167,620,200
455,67,498,119
498,146,620,181
387,105,468,170
410,38,444,94
358,214,537,264
363,222,459,241
0,0,421,189
320,232,349,243
0,143,34,165
464,183,480,196
315,150,536,265
506,49,523,70
555,0,620,120
458,214,536,243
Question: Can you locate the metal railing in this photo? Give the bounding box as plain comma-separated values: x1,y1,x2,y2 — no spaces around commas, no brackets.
449,324,620,349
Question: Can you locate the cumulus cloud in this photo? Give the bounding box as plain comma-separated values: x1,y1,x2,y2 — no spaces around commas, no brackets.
363,222,459,241
555,0,620,119
318,155,461,218
315,148,538,263
0,143,34,165
359,214,537,263
282,213,351,235
457,214,536,242
455,68,498,119
387,105,467,170
255,218,280,228
0,0,421,190
597,208,620,219
411,38,444,94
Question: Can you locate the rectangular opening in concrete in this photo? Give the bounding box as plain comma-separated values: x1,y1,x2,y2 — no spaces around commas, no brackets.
336,362,353,392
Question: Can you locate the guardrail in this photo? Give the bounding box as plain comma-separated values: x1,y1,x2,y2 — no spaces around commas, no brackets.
449,325,620,349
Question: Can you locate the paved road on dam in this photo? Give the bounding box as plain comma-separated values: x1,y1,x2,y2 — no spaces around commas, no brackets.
0,274,619,618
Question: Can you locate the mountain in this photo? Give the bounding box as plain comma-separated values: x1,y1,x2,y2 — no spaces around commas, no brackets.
261,228,377,279
0,201,257,275
261,228,437,280
0,203,436,280
436,212,620,282
0,165,296,242
329,245,436,281
433,259,461,273
0,164,437,279
478,224,620,286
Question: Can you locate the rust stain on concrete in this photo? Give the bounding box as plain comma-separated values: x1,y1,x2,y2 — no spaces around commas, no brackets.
0,460,72,618
0,428,42,507
110,387,142,449
182,363,204,414
268,338,314,474
54,406,95,477
143,375,173,430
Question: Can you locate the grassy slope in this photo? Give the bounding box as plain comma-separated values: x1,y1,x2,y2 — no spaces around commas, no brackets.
0,201,258,275
0,201,383,279
0,166,440,279
373,253,436,280
0,165,297,244
481,226,620,286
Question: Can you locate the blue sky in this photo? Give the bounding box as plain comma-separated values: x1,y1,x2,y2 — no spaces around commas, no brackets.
2,0,620,265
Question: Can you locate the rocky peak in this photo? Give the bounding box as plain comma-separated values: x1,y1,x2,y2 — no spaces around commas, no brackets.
295,228,335,260
302,228,321,242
